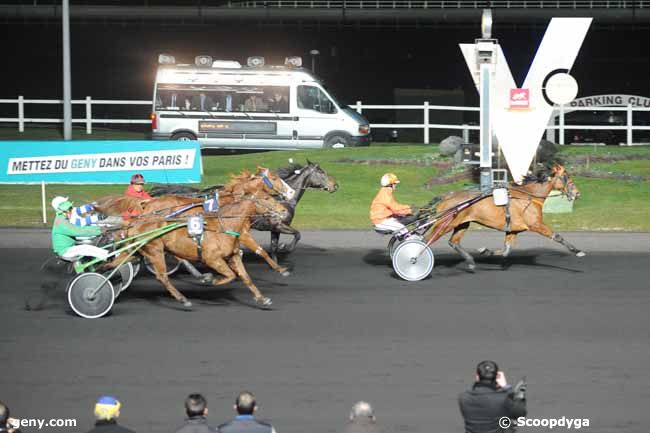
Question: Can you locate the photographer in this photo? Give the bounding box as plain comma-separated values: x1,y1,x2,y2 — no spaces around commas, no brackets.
458,360,527,433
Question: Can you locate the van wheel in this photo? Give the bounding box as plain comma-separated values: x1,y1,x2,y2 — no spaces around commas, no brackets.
325,134,349,149
171,132,196,141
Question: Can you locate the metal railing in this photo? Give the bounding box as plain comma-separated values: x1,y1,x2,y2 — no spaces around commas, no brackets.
2,96,650,145
0,97,151,134
230,0,648,8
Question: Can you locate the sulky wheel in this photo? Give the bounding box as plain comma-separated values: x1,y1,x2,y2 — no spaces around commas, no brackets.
106,262,134,299
67,272,115,319
145,253,181,276
388,234,424,259
392,239,434,281
131,259,141,278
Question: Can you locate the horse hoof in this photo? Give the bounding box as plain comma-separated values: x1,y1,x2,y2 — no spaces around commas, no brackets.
279,268,291,277
467,263,476,272
256,297,273,307
182,300,193,310
576,251,586,257
477,247,493,257
200,273,214,284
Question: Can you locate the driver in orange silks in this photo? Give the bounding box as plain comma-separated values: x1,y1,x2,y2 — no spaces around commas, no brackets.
369,173,417,233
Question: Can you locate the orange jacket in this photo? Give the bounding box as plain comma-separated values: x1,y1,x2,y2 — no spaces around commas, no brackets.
369,186,412,225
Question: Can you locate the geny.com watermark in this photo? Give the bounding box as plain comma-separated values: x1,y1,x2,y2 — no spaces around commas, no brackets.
8,417,77,430
499,416,591,430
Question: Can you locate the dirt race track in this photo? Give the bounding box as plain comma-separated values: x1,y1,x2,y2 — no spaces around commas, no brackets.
0,230,648,433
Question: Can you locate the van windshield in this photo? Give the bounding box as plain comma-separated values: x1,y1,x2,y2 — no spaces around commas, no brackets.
155,84,290,113
297,85,338,114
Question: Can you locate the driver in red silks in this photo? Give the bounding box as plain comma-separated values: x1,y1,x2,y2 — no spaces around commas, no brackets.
122,173,152,220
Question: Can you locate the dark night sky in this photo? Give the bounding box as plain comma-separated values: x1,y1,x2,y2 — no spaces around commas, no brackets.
3,21,648,107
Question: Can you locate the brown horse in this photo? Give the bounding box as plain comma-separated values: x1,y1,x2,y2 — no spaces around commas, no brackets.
114,190,288,309
424,164,585,271
95,168,294,278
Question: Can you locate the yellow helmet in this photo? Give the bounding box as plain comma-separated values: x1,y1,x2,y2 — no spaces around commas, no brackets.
380,173,400,187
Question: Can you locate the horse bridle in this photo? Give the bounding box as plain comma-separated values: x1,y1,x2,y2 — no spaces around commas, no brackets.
288,164,332,191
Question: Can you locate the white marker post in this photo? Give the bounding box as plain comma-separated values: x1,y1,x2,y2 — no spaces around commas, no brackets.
41,181,47,224
476,10,497,192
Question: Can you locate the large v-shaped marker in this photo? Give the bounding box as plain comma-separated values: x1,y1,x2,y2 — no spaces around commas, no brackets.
460,18,592,182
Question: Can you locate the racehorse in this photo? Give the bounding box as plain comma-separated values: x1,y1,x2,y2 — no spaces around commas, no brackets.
111,190,288,309
94,167,296,278
424,164,585,271
251,160,339,260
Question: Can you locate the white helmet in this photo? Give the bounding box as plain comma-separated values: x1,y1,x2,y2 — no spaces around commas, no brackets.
380,173,400,187
51,196,71,212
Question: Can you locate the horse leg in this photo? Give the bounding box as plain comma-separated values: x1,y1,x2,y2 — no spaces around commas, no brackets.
448,222,476,272
270,231,280,262
140,247,192,309
227,253,272,307
239,232,290,277
276,223,301,253
478,232,518,258
203,256,237,286
529,223,586,257
178,258,214,284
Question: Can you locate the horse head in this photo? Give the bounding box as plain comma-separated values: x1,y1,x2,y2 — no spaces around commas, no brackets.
298,160,339,193
551,164,580,201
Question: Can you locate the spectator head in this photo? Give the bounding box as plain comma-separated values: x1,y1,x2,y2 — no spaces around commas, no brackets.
349,401,375,422
94,396,121,421
0,401,9,426
185,394,208,418
235,391,257,415
476,360,499,384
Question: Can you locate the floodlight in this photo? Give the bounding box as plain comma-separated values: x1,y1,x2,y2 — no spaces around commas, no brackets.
285,56,303,68
158,54,175,65
195,56,213,67
247,56,265,67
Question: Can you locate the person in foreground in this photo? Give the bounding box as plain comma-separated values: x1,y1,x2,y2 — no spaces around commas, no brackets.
458,360,527,433
218,391,276,433
339,401,384,433
84,396,135,433
173,393,216,433
50,196,107,261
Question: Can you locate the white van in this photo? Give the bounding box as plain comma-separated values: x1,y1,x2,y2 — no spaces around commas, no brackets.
151,55,371,149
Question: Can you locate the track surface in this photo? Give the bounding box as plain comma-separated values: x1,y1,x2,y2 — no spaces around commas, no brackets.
1,242,649,433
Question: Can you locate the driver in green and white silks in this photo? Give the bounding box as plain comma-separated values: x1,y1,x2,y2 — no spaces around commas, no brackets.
51,196,109,261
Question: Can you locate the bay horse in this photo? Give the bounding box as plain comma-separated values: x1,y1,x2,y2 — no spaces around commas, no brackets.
251,160,339,260
424,164,585,271
114,190,289,309
94,167,296,278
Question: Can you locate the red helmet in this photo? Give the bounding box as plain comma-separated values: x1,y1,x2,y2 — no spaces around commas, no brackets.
130,173,145,184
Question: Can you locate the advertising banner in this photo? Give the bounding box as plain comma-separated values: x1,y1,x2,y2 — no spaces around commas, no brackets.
0,140,202,184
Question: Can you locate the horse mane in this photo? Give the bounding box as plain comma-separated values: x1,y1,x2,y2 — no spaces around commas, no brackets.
276,162,304,180
521,158,566,184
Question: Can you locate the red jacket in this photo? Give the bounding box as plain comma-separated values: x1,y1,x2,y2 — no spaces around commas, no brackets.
122,185,152,220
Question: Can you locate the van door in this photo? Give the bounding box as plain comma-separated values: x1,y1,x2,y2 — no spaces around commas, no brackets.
294,85,345,148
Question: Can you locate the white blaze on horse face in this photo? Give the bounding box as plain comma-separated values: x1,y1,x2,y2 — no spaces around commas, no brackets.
460,18,592,183
281,179,296,200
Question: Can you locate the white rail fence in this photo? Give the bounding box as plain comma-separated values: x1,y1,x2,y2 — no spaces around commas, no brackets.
232,1,650,9
1,96,650,145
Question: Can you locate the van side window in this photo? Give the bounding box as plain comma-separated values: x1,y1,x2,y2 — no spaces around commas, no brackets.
298,86,337,114
155,85,290,113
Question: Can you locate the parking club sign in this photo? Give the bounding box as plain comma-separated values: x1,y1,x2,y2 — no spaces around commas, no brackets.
509,88,530,109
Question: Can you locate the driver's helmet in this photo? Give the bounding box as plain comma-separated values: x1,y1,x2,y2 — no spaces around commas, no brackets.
51,196,73,213
380,173,400,187
130,173,145,185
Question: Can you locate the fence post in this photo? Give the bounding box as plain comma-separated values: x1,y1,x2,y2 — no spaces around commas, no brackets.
41,181,47,225
86,96,92,134
559,104,565,145
356,100,362,114
423,101,429,144
626,103,632,146
462,124,469,143
18,95,24,133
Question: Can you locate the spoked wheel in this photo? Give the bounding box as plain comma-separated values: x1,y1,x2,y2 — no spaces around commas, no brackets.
392,239,435,281
145,253,181,276
67,273,115,319
132,259,141,277
388,234,424,259
106,262,134,299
